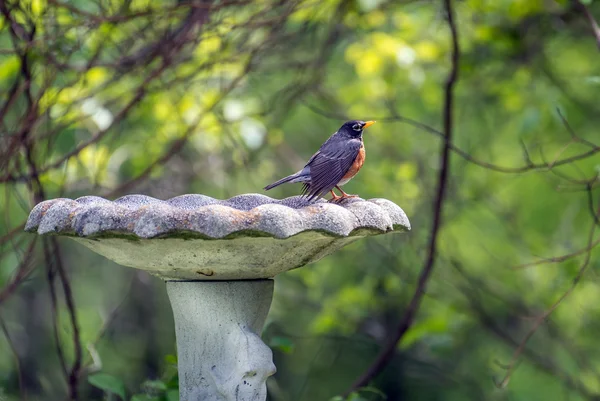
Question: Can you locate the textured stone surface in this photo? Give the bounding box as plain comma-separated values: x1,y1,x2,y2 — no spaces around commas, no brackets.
25,194,410,280
167,280,275,401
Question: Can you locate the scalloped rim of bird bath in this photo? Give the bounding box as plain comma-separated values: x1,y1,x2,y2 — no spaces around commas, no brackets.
25,193,410,280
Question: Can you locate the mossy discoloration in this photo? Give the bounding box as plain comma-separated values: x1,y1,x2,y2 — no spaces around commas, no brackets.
87,231,142,241
50,227,394,241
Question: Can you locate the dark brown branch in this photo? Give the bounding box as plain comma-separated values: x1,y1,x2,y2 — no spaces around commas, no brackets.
44,240,69,382
0,0,219,185
0,239,37,305
51,238,82,400
344,0,460,393
111,0,212,69
556,108,598,149
587,182,600,226
105,46,255,197
0,223,26,247
0,75,24,133
46,0,244,25
1,80,147,184
574,0,600,49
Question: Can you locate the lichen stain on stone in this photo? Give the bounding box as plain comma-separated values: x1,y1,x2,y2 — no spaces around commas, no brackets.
226,208,261,227
196,269,214,276
304,205,325,216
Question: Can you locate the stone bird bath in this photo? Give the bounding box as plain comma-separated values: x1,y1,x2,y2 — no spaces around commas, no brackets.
25,193,410,400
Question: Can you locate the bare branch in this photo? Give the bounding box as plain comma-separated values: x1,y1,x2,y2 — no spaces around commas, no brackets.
452,261,599,399
0,314,27,400
574,0,600,49
344,0,460,393
51,238,82,401
497,223,597,388
0,239,37,305
304,103,600,175
512,235,600,269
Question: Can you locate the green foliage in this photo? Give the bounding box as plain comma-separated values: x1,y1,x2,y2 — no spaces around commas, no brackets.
330,387,386,401
269,336,296,354
1,0,600,400
88,373,127,400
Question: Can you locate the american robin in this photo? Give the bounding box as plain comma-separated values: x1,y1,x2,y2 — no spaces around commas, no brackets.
264,120,376,202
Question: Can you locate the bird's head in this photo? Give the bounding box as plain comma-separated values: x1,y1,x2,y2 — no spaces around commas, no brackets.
339,120,376,138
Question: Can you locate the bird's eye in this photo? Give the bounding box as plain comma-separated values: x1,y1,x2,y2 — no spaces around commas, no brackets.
352,124,361,131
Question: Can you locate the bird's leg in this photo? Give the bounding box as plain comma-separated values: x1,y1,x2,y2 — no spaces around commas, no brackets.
335,185,359,199
328,189,342,202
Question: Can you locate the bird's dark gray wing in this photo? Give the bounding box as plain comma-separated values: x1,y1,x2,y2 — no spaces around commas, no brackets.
302,139,362,200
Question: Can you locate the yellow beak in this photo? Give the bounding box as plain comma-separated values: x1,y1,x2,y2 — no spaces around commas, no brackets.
363,121,376,129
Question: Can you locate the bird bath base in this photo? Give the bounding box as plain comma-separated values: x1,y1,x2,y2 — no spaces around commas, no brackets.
167,280,275,401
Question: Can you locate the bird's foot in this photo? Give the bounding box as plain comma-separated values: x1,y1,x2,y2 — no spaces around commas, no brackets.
328,191,342,203
334,186,359,200
329,194,359,203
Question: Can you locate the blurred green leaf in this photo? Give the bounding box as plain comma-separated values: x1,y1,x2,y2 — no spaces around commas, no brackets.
130,395,156,401
585,76,600,84
166,390,179,401
269,336,295,354
357,386,387,399
88,373,126,400
347,392,369,401
141,379,168,395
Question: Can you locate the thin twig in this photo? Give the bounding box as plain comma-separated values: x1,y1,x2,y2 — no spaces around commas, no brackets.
0,315,27,400
556,107,598,149
51,238,82,400
496,223,597,388
303,103,600,175
44,239,69,382
452,262,597,399
512,236,600,269
79,275,136,375
0,239,37,305
104,43,258,197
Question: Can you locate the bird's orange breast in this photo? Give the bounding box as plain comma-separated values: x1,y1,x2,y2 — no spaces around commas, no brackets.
342,143,365,180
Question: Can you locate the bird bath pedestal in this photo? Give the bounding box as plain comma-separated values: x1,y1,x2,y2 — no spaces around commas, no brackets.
25,194,410,401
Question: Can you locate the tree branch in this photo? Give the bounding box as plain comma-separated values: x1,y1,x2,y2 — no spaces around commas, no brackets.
344,0,460,394
303,104,600,175
574,0,600,49
496,223,597,388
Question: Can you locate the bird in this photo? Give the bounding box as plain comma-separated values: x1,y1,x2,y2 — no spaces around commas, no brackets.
264,120,376,202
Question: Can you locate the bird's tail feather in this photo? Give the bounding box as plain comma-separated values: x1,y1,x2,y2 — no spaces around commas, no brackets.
264,173,302,191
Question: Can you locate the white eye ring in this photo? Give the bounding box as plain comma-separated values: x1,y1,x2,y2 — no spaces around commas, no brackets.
352,124,361,131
